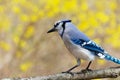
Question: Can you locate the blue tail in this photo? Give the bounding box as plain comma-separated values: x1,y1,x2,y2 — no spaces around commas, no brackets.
104,54,120,64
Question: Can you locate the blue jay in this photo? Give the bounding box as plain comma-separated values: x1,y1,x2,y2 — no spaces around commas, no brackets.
47,19,120,73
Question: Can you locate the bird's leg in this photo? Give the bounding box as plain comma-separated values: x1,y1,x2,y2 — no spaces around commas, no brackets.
86,61,92,70
62,58,80,74
81,61,92,73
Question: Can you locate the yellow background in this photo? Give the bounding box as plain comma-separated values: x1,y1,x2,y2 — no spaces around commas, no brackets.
0,0,120,80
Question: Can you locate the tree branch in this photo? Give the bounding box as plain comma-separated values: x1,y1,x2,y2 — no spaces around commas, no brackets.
2,66,120,80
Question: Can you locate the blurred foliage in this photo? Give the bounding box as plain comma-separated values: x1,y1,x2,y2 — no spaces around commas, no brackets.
0,0,120,80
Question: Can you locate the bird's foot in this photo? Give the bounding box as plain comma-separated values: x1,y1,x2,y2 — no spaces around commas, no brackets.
62,71,74,75
81,68,92,73
76,69,92,74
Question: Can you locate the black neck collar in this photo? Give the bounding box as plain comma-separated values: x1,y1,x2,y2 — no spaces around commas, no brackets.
61,22,66,37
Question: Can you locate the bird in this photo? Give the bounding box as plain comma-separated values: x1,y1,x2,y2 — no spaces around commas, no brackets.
47,19,120,73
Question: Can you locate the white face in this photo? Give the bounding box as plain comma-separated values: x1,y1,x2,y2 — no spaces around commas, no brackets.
54,21,64,31
53,20,72,35
47,19,71,34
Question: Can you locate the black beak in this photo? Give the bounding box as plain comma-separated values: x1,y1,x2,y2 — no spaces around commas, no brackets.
47,28,56,33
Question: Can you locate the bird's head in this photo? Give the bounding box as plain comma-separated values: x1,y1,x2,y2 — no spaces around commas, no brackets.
47,19,71,33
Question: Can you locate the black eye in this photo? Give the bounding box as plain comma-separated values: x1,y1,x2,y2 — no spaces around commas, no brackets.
56,23,59,26
54,23,59,27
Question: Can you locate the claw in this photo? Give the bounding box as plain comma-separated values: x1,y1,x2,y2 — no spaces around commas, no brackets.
62,71,74,75
76,69,92,74
81,69,92,73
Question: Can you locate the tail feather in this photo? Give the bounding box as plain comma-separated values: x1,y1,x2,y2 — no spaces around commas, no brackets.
104,54,120,64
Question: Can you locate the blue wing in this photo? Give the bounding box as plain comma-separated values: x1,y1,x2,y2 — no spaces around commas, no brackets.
82,40,104,53
71,39,105,56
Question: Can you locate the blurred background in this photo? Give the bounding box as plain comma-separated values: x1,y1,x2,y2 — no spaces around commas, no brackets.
0,0,120,80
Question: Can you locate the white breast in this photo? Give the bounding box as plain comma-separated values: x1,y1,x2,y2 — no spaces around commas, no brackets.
62,35,95,61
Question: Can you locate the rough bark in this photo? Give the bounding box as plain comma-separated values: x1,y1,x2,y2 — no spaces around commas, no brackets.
2,66,120,80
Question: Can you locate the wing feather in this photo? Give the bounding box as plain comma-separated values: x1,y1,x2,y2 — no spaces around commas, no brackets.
71,39,106,58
